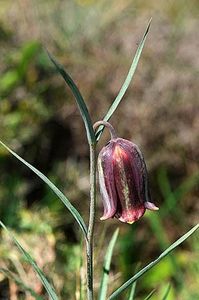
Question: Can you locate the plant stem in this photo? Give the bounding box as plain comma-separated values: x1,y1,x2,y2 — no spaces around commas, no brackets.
86,121,115,299
93,121,117,140
86,142,97,300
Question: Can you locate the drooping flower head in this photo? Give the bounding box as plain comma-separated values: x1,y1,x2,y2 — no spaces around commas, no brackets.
94,121,158,224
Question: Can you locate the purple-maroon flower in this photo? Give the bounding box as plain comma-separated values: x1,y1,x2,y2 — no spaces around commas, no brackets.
96,122,158,224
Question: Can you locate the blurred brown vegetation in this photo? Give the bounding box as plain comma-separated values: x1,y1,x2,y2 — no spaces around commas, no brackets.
0,0,198,299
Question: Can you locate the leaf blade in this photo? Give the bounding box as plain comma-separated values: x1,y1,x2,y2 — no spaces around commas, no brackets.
143,289,156,300
0,221,58,300
109,223,199,299
0,140,87,238
0,268,44,300
47,51,96,145
162,284,171,300
98,228,119,300
127,282,136,300
96,19,151,141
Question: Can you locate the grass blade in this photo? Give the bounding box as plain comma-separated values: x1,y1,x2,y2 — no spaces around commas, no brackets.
0,268,44,300
0,140,87,238
109,223,199,299
158,168,199,217
0,221,58,300
96,19,151,141
127,282,136,300
47,51,96,145
143,289,156,300
162,284,171,300
98,228,119,300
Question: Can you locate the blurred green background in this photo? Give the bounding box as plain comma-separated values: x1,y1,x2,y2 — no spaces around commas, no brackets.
0,0,198,299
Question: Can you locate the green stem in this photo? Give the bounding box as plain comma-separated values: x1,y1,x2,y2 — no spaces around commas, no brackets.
93,121,117,140
86,142,97,300
86,121,115,299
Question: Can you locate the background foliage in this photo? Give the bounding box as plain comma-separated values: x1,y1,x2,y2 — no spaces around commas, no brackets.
0,0,198,299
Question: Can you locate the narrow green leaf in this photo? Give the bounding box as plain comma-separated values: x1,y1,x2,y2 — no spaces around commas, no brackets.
109,224,199,299
162,284,171,300
47,51,96,145
173,172,199,206
96,19,151,141
98,228,119,300
143,289,156,300
0,221,58,300
127,282,136,300
0,268,44,300
0,140,87,238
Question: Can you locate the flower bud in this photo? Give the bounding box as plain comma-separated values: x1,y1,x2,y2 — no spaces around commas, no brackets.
95,121,158,224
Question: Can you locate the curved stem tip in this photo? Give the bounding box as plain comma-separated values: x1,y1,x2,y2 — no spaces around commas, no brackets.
93,121,117,140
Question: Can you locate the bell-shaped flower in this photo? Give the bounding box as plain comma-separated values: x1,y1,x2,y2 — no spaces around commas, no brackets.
94,121,158,224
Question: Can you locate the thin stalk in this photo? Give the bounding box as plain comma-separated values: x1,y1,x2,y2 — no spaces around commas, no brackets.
93,121,117,140
86,120,116,299
86,142,97,300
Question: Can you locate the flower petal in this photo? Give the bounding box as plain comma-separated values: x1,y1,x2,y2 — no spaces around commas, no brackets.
118,206,146,224
145,201,159,211
117,138,152,203
98,142,118,220
112,142,146,223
